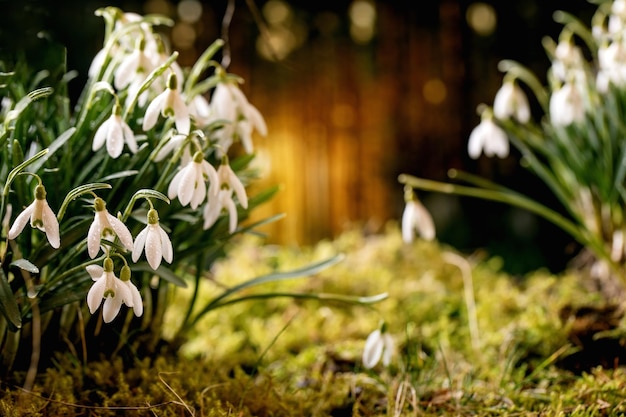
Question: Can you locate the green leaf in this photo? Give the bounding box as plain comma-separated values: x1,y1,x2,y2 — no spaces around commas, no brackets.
132,263,187,288
0,268,21,331
189,254,345,327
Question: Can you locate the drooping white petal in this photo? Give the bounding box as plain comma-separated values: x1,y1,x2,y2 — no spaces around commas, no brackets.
86,265,104,280
105,213,134,251
362,329,384,369
87,215,103,258
170,92,190,134
122,122,138,153
106,117,125,158
159,226,173,263
122,280,143,317
142,91,167,131
41,200,60,248
7,203,35,240
132,227,149,263
87,276,107,314
102,291,125,323
93,119,110,151
145,225,163,270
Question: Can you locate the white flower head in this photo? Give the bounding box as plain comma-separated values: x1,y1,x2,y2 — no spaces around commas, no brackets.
8,183,60,248
211,159,248,208
493,80,530,123
401,192,435,244
168,151,219,209
467,112,509,159
202,188,239,233
362,325,395,369
142,72,190,135
86,258,135,323
93,102,138,158
549,82,585,126
87,197,134,258
132,208,173,270
114,37,154,91
209,81,267,156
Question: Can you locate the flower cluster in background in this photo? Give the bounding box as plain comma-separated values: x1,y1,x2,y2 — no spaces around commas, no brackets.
400,0,626,286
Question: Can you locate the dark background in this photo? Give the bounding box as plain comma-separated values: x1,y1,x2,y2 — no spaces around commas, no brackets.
0,0,599,275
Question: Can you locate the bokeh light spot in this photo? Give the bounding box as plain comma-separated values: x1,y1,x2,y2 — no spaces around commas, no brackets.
423,78,447,105
466,2,497,36
178,0,202,23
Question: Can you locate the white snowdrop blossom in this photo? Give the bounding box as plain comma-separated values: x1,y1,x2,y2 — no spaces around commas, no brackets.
203,188,239,233
362,326,395,369
132,208,173,270
187,93,212,127
8,184,60,249
211,160,249,209
596,40,626,92
87,197,134,258
92,102,138,158
86,258,136,323
209,81,267,156
202,160,249,233
402,198,435,243
119,264,143,317
550,82,586,126
468,115,509,159
168,151,219,209
493,81,531,123
142,72,190,135
551,40,585,82
114,37,154,91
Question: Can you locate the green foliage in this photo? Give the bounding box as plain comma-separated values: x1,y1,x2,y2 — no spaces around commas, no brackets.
1,225,625,415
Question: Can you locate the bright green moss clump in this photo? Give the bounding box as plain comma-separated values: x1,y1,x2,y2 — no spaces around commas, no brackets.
2,223,626,416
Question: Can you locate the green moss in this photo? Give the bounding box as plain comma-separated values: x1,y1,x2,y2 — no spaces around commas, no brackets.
2,223,626,415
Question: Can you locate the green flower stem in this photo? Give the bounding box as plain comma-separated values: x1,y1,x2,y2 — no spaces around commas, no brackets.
185,254,345,331
206,291,389,311
184,39,224,96
57,183,112,222
120,189,169,222
397,173,612,266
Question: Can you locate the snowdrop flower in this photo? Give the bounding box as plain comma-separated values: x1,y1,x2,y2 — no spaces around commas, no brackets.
187,93,212,127
549,82,585,126
596,40,626,92
132,208,173,270
209,81,267,156
142,72,190,134
203,159,249,233
402,194,435,243
86,258,136,323
202,188,239,233
168,151,219,209
119,264,143,317
493,80,530,123
362,325,395,369
114,37,154,91
468,112,509,159
8,183,60,248
210,160,248,209
87,197,134,258
92,102,138,158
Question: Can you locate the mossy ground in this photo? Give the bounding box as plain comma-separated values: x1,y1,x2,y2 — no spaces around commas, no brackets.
3,223,626,416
